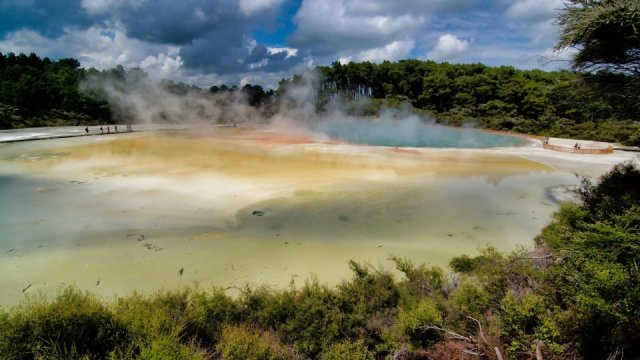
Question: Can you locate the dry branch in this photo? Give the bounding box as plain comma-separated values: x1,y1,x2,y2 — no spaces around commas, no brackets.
536,340,544,360
467,316,488,345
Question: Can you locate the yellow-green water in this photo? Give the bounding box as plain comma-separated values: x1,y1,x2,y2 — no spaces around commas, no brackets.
0,128,578,306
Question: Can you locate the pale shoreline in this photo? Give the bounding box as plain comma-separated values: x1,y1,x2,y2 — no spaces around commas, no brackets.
0,128,637,307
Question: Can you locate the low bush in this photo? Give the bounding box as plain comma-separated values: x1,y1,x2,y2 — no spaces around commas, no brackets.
397,299,443,348
0,287,130,359
216,325,297,360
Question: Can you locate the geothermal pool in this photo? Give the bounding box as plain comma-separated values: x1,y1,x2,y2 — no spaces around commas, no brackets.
313,116,525,148
0,125,630,306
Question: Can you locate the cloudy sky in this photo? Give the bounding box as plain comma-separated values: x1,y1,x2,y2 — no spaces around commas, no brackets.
0,0,570,88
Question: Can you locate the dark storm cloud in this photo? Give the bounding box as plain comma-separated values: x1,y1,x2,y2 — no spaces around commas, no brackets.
113,0,241,45
181,31,299,74
93,0,300,73
0,0,92,37
0,0,300,75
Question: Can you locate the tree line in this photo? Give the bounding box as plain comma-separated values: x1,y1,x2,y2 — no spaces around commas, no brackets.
316,60,639,145
1,51,638,144
0,53,274,130
0,52,112,129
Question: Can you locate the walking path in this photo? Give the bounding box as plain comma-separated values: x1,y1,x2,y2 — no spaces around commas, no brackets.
0,126,135,143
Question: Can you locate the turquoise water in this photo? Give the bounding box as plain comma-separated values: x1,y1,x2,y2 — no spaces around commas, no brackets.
315,116,524,148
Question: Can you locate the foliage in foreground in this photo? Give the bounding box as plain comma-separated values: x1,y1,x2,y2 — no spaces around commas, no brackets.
1,162,639,359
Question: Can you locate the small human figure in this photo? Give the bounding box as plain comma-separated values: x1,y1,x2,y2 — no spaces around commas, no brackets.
115,125,118,132
107,126,110,133
85,127,89,134
100,126,104,134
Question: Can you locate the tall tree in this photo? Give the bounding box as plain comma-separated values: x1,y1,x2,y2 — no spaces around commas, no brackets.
555,0,640,76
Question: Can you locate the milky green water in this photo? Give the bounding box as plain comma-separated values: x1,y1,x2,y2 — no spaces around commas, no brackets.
0,128,578,306
314,116,525,148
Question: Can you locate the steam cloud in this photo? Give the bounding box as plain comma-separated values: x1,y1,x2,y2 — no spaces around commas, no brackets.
80,70,523,148
80,70,263,126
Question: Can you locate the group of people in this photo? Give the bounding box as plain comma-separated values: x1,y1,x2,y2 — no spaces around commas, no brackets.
543,137,585,152
84,124,133,135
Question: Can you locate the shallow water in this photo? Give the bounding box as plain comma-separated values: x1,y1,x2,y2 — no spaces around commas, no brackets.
0,128,577,306
314,116,525,148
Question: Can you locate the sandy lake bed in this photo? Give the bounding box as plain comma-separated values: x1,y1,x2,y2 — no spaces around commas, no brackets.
0,126,637,306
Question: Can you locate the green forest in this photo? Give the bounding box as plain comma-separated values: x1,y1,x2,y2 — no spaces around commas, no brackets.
1,51,639,145
1,162,639,359
316,60,639,145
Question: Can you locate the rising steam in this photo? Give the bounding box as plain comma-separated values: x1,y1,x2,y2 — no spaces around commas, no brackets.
80,69,263,126
80,69,523,148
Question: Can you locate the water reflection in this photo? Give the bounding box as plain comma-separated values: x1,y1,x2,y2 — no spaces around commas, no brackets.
0,129,576,306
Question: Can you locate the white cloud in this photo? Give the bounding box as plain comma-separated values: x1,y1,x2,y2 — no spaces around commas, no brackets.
502,0,563,50
505,0,562,23
356,39,415,62
427,34,469,62
343,0,478,16
0,25,182,78
290,0,424,57
80,0,116,14
530,21,560,44
238,0,285,16
80,0,143,15
140,53,183,78
267,46,298,58
464,42,572,70
540,46,577,68
0,29,58,55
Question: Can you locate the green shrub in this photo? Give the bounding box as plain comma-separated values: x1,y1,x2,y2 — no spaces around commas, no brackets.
319,339,372,360
280,281,346,357
450,282,490,318
397,299,443,348
537,162,640,358
216,325,296,360
138,336,207,360
499,292,560,356
576,161,640,221
182,287,237,346
391,257,444,298
449,255,476,273
112,289,189,340
338,261,401,320
0,287,130,359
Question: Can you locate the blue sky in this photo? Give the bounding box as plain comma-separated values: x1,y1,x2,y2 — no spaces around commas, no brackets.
0,0,571,88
